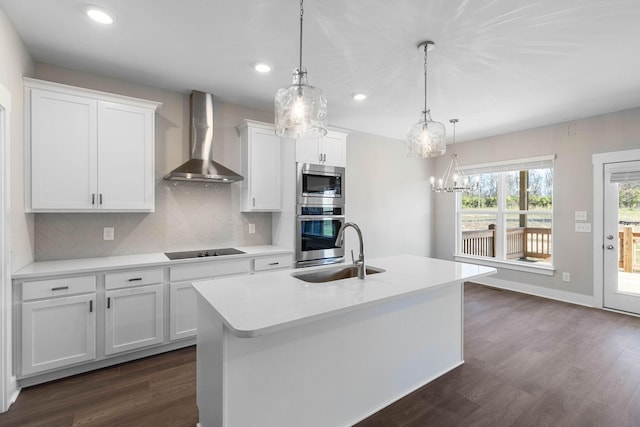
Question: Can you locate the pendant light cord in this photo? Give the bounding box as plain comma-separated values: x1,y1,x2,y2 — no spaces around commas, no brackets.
299,0,304,72
423,44,428,120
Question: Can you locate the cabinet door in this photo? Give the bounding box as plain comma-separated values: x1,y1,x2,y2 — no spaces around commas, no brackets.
250,127,281,210
30,89,97,210
242,126,282,212
105,284,163,355
97,101,155,211
169,282,197,341
21,294,96,376
320,132,347,167
295,138,323,164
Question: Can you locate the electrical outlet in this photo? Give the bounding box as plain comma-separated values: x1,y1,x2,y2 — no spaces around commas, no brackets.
562,272,570,282
103,227,114,241
575,223,591,233
249,223,256,234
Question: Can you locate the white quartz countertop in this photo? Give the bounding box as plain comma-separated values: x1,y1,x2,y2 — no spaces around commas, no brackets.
12,245,292,279
192,254,496,338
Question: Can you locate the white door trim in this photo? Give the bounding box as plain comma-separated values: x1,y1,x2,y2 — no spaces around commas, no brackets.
593,149,640,310
0,82,18,412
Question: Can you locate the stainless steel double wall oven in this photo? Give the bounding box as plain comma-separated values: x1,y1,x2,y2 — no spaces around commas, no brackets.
295,163,345,267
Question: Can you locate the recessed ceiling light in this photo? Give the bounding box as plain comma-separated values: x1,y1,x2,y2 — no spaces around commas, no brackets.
86,7,114,25
352,93,367,101
254,63,272,73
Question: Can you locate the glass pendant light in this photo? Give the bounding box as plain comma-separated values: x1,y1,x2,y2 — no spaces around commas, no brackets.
406,41,446,158
430,119,476,192
275,0,327,139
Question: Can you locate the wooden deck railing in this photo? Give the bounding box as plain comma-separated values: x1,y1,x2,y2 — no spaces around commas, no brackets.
461,227,552,260
461,229,495,257
618,226,640,272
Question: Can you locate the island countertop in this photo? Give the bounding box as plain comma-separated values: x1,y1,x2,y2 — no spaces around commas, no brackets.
192,254,496,338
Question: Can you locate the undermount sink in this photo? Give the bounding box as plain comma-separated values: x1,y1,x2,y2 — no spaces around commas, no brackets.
292,265,386,283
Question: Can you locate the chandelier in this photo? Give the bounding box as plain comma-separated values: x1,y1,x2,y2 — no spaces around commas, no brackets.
406,41,446,158
274,0,328,139
430,119,476,192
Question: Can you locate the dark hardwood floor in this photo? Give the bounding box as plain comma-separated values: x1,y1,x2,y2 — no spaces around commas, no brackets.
2,282,640,426
0,346,198,427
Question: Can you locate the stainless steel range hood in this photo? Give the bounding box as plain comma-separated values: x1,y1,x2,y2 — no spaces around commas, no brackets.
164,91,243,183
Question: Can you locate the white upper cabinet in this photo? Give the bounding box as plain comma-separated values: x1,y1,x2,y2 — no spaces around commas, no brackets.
295,130,347,167
25,78,161,212
237,120,282,212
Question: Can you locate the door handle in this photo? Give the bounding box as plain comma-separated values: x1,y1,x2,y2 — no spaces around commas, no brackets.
606,244,614,250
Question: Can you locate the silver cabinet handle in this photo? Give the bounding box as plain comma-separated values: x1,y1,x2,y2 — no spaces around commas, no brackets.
268,262,280,266
253,197,256,207
99,194,103,205
89,300,93,313
107,297,111,309
606,235,614,240
128,277,143,282
606,244,614,250
91,194,96,205
51,286,69,291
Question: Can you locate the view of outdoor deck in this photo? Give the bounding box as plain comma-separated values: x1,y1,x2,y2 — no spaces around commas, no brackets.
618,225,640,295
461,226,551,261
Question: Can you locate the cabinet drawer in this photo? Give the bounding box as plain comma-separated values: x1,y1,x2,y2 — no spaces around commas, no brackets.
105,268,163,290
22,276,96,301
254,254,293,272
170,258,251,282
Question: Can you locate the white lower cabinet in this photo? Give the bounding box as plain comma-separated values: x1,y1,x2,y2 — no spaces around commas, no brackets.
21,293,96,376
15,250,293,383
169,282,198,341
104,284,164,355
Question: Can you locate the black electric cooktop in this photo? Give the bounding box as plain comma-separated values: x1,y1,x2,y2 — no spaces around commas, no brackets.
164,248,245,260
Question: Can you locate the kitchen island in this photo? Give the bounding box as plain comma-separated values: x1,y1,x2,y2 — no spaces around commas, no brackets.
193,255,495,427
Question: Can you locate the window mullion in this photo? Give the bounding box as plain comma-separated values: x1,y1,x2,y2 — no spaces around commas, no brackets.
496,172,506,259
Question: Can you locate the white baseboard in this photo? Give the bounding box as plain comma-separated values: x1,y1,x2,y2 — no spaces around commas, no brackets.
472,277,595,307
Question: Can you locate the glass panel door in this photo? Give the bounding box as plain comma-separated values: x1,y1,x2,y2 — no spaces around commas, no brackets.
603,161,640,314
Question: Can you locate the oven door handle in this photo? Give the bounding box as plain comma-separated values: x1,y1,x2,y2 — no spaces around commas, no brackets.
297,215,345,220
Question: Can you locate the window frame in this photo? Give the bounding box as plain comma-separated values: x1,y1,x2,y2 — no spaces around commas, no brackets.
453,155,555,275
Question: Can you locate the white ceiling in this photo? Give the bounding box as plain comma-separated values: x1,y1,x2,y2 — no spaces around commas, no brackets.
2,0,640,142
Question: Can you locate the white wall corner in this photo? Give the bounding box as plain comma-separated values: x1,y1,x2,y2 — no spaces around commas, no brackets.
7,376,19,408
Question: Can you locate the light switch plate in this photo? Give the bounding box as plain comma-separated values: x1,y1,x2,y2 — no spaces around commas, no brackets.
574,211,587,221
575,223,591,233
248,223,256,234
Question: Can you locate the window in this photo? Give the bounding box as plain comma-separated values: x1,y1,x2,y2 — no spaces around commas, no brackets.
456,156,554,270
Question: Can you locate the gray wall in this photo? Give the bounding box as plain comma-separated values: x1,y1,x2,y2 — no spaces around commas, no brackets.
345,131,432,259
433,108,640,297
32,63,273,261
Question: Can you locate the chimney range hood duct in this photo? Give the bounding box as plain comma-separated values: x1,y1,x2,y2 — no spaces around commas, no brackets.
164,91,243,183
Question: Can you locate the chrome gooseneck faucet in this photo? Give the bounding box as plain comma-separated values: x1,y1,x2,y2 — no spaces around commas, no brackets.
335,222,366,279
